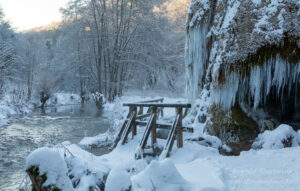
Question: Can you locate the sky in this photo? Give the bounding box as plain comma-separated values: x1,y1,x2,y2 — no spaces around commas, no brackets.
0,0,69,31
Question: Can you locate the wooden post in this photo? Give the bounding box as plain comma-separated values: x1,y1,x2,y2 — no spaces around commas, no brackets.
160,99,164,117
176,108,183,148
127,106,133,118
151,107,157,146
138,106,143,115
131,107,137,138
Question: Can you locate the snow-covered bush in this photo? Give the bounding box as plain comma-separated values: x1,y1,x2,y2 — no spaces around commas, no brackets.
47,93,81,106
92,92,105,110
252,124,300,150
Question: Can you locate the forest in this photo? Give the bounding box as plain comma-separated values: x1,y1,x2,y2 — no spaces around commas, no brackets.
0,0,188,105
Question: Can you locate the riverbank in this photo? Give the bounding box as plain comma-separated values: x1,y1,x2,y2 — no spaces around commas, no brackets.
25,96,300,190
0,100,110,191
0,93,82,128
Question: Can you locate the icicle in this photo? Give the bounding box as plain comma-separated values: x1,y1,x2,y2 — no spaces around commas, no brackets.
186,24,209,102
211,56,300,110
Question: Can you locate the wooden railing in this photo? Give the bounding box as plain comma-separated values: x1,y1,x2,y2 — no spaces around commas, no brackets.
113,98,192,159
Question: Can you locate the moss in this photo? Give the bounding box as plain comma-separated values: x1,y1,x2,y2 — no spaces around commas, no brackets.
207,103,258,143
26,166,62,191
207,104,232,139
230,103,258,141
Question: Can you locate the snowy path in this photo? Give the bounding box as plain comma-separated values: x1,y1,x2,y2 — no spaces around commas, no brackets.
171,143,300,191
60,140,300,191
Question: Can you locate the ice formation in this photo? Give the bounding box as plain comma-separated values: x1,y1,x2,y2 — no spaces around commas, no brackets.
186,0,300,109
212,57,300,110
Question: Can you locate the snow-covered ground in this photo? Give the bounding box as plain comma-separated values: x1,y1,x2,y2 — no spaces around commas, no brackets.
0,94,35,127
27,133,300,191
0,92,82,128
25,96,300,191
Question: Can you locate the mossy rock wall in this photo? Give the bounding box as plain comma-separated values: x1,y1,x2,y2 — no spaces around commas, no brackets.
207,103,258,143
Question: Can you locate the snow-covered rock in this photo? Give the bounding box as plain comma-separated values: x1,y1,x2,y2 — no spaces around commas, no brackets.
186,0,300,142
252,124,300,149
26,147,74,191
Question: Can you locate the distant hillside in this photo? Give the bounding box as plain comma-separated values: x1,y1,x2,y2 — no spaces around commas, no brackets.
22,20,63,33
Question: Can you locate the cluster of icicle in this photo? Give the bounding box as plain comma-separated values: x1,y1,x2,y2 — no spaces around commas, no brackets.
185,24,209,102
212,56,300,110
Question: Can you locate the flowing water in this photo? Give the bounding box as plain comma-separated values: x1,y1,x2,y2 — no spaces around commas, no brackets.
0,104,110,191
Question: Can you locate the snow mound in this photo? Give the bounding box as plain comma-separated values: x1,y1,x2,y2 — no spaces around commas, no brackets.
26,147,73,191
65,144,110,190
79,131,112,147
131,159,191,191
105,168,131,191
176,158,225,191
252,124,300,150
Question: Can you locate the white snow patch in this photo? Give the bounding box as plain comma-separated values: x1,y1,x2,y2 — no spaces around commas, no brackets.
131,159,191,191
105,168,131,191
26,147,73,191
252,124,300,149
252,0,261,6
79,131,112,147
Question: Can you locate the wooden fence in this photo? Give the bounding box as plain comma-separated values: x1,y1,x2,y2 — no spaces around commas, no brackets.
113,98,192,158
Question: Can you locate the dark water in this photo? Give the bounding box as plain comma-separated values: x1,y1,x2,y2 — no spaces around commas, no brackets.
0,104,110,191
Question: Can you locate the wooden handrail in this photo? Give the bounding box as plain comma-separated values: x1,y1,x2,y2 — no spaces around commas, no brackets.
133,120,194,133
123,103,191,108
137,98,164,103
114,99,192,158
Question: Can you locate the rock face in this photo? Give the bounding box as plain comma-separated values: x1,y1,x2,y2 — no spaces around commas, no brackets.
186,0,300,142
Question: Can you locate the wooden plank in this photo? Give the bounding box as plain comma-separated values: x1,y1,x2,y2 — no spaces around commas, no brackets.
139,113,155,149
138,106,143,115
136,112,152,120
123,103,191,108
137,98,164,103
161,115,179,158
131,107,137,138
151,108,157,146
176,108,183,148
113,119,128,147
120,111,136,145
133,120,194,133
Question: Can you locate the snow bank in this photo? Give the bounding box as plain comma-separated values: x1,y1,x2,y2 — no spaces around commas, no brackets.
79,131,112,147
26,147,73,191
132,159,191,191
176,158,225,190
65,144,110,190
0,94,34,127
252,124,300,149
105,168,131,191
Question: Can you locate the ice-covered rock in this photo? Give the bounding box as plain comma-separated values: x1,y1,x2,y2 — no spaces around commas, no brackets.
186,0,300,142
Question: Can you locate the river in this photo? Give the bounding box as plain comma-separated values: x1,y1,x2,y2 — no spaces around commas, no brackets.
0,104,110,191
